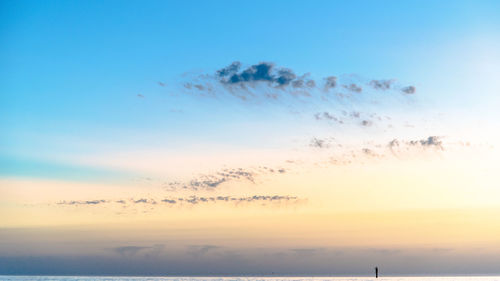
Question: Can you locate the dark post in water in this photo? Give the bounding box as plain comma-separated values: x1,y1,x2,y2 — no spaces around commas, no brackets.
375,266,379,278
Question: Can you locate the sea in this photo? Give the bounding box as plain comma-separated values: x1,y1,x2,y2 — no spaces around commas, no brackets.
1,277,500,281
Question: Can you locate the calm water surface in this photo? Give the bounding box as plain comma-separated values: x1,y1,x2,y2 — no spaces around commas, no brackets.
1,277,500,281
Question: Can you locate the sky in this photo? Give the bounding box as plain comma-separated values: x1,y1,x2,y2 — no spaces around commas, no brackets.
1,0,500,276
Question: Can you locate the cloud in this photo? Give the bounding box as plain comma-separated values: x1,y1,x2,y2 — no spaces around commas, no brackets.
166,195,300,205
361,148,379,157
361,120,373,126
292,74,316,89
388,136,444,154
165,166,287,191
314,112,343,124
218,62,300,88
401,85,416,94
181,61,416,108
53,195,303,209
310,138,331,149
343,83,362,93
323,76,337,91
57,200,107,205
133,198,157,204
314,111,383,128
410,136,443,148
216,61,241,77
370,79,394,90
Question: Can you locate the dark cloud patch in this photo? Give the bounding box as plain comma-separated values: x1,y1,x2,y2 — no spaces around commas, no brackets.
275,68,297,87
370,79,394,90
220,62,275,85
216,61,241,77
401,85,416,94
157,81,166,87
162,199,176,204
215,62,322,94
136,94,144,98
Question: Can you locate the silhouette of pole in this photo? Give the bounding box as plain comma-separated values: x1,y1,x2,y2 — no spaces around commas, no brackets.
375,266,378,278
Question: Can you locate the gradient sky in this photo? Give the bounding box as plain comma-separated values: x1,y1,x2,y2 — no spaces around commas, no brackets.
1,0,500,276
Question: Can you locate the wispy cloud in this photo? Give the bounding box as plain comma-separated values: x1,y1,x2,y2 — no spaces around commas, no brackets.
401,85,416,94
181,61,416,104
323,76,337,91
343,83,363,93
309,137,335,149
168,195,300,205
164,166,286,191
314,112,344,124
57,200,107,205
389,136,444,152
55,195,304,209
133,198,157,204
369,79,394,90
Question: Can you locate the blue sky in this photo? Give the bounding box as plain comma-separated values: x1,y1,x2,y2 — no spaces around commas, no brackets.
3,0,499,161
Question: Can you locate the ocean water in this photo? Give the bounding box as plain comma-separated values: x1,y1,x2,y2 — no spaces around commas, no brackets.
1,277,500,281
